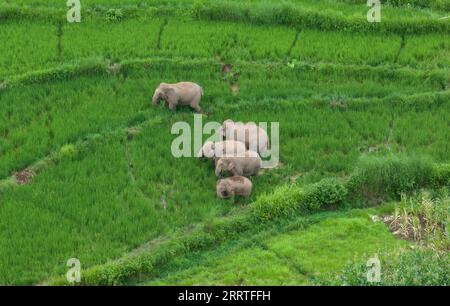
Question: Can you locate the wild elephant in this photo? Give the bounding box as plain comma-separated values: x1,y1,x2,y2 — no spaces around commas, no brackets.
216,176,253,199
197,140,247,163
215,150,261,178
152,82,203,113
220,119,269,154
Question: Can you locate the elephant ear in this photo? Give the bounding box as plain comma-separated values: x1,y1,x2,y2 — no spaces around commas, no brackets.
163,87,177,101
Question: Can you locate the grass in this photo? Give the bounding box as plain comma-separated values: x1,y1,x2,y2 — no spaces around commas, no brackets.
1,17,448,77
389,190,449,250
323,248,449,285
2,59,447,179
0,62,449,283
0,0,448,285
146,205,407,285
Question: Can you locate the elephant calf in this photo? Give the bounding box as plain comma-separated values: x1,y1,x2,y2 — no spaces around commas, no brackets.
221,119,269,154
197,140,247,163
152,82,203,113
216,176,253,199
215,150,261,178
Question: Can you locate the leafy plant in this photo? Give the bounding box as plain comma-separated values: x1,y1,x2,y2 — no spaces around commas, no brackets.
106,8,124,22
320,249,449,286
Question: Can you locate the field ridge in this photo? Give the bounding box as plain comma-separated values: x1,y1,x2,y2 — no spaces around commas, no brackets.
1,2,449,34
1,88,448,187
1,56,447,90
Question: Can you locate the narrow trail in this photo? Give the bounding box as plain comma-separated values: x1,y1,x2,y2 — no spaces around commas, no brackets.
385,116,395,151
122,131,165,210
56,21,63,62
394,35,406,64
1,54,442,91
287,31,300,58
156,19,168,50
338,108,366,143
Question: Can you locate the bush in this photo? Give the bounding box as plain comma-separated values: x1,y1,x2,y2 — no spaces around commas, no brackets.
320,249,449,286
106,9,124,22
59,144,77,159
250,184,306,222
432,164,450,188
385,0,450,11
251,178,348,222
304,178,348,208
347,155,435,200
190,0,449,34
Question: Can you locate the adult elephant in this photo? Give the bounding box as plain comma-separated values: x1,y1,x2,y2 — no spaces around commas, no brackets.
220,119,269,154
152,82,203,113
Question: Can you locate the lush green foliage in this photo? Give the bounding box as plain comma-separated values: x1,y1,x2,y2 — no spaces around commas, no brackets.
321,249,449,285
347,155,436,199
47,164,447,285
392,190,449,251
192,0,449,34
146,207,406,285
2,18,447,79
0,0,448,285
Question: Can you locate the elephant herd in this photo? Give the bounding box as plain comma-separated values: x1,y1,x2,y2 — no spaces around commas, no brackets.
152,82,270,201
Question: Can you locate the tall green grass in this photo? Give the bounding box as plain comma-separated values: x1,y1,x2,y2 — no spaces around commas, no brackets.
147,208,406,285
45,154,449,285
192,0,449,34
2,60,447,180
1,80,448,284
320,248,449,285
1,16,448,78
0,0,448,285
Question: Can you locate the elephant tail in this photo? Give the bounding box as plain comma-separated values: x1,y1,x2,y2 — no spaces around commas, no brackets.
200,86,204,96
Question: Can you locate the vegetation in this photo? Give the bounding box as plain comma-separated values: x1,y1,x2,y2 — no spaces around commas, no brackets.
146,207,408,285
0,0,448,285
318,189,449,285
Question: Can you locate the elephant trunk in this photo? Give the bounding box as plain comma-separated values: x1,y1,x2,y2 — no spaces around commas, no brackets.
215,166,222,178
152,92,160,105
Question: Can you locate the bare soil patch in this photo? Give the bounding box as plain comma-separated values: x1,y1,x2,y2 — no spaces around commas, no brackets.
14,169,35,185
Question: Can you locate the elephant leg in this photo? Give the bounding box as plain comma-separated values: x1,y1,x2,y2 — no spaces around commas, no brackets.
193,104,202,113
164,100,169,108
232,165,243,176
190,95,202,113
168,102,176,112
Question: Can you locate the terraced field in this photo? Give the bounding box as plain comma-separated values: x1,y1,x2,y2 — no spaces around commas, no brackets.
0,0,449,285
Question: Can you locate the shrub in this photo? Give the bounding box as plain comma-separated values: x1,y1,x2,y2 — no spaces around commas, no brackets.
251,178,347,222
59,144,77,159
346,155,435,200
432,164,450,188
106,9,124,22
304,178,348,208
250,184,306,222
190,0,209,19
320,249,449,286
190,0,449,34
388,191,449,251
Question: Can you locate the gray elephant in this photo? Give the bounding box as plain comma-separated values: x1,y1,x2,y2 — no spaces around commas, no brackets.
197,140,247,163
216,176,253,199
215,150,261,178
221,119,269,154
152,82,203,113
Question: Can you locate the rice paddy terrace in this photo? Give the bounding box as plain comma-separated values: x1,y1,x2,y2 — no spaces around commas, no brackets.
0,0,449,285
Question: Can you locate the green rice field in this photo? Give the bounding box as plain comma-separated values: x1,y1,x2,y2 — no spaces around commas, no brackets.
0,0,448,285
